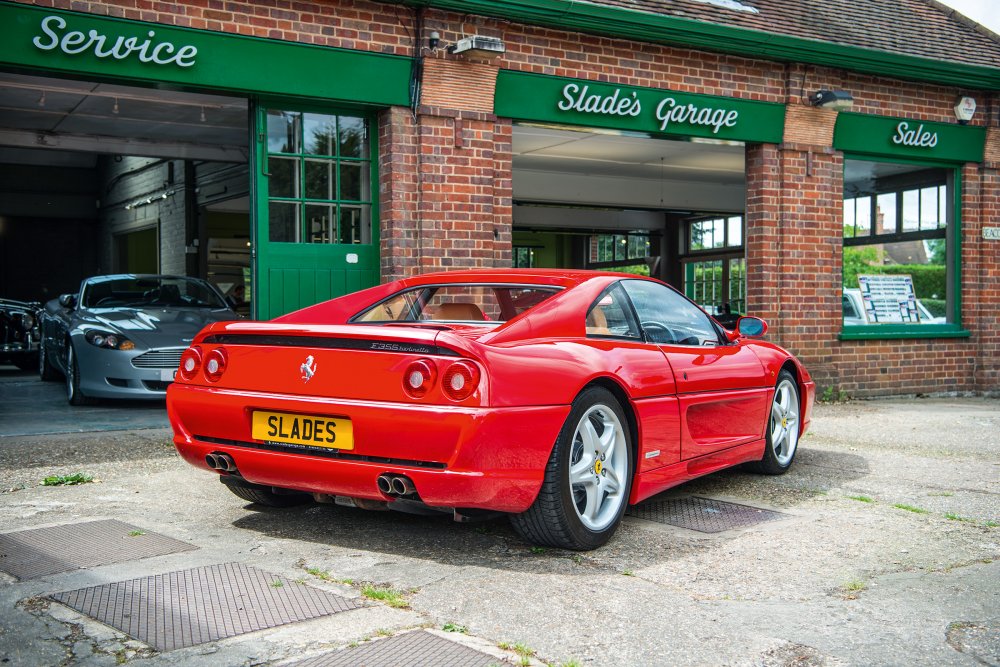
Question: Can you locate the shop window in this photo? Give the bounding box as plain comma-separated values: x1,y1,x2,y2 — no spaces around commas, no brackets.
265,110,373,244
842,161,953,328
513,246,536,268
587,233,651,274
681,216,745,322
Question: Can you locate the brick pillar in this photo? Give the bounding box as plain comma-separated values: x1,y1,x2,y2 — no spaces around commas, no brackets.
378,107,419,283
967,136,1000,392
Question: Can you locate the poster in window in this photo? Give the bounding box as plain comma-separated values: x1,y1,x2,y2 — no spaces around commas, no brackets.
857,274,920,323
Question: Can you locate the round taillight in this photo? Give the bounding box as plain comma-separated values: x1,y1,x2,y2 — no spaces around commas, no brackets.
178,346,202,381
442,361,480,401
204,348,228,382
403,359,436,398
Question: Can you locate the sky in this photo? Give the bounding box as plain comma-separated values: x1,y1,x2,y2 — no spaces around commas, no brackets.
936,0,1000,34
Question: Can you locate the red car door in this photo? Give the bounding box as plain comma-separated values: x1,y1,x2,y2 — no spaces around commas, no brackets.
620,280,770,460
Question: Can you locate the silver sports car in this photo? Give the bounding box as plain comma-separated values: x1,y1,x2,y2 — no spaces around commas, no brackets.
39,274,239,405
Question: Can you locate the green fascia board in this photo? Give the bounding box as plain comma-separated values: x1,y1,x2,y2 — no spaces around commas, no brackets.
495,70,785,143
835,113,986,163
0,4,412,106
401,0,1000,90
839,325,971,340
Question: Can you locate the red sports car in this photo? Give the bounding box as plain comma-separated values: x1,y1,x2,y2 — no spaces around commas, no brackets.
167,269,814,550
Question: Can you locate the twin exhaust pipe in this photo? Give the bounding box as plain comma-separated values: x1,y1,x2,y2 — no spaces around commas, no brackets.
205,452,238,473
377,473,416,497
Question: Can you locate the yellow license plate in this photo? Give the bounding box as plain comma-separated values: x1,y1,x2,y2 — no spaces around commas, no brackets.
251,411,354,450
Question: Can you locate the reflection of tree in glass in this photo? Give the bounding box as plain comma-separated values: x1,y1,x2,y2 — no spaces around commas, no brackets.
339,117,366,158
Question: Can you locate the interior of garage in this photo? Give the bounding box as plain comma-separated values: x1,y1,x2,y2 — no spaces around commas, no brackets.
0,72,251,313
511,124,747,318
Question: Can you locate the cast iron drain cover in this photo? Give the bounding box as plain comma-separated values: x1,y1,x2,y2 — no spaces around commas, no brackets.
626,496,787,533
0,519,196,580
291,630,497,667
50,562,361,651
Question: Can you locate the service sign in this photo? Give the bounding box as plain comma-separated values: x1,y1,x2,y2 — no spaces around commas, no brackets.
495,71,786,144
834,112,986,163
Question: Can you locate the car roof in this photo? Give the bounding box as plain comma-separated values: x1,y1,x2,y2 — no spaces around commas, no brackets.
396,269,653,289
84,274,201,284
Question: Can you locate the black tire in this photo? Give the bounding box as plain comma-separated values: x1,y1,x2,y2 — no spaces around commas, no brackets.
510,386,634,551
746,369,800,475
39,339,58,381
221,477,310,507
66,344,97,406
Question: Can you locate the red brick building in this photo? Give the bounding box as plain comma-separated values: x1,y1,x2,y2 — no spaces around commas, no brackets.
0,0,998,396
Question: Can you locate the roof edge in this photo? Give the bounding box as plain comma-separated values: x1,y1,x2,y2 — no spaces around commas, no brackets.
396,0,1000,90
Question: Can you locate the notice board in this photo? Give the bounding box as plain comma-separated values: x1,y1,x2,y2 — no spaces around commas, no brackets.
857,274,920,323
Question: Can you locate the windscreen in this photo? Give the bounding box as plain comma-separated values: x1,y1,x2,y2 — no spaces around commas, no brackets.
352,284,560,324
82,277,227,309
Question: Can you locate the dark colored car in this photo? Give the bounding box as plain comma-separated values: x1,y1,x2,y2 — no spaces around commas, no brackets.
0,298,41,371
39,274,239,405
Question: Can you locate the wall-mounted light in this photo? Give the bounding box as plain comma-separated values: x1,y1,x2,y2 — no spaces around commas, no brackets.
447,35,505,59
428,31,440,51
808,89,853,111
954,96,976,125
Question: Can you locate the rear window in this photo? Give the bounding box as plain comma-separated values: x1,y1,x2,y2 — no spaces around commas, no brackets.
352,284,560,324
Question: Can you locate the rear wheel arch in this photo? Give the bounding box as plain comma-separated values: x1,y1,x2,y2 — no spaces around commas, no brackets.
580,377,639,462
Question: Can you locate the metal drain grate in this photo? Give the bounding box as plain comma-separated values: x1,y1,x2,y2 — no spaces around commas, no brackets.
0,519,196,580
627,496,788,533
291,630,498,667
50,562,361,651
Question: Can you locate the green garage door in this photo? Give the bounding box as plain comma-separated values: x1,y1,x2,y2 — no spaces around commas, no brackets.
254,104,379,319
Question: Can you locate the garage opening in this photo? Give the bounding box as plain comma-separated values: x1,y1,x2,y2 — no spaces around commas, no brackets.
512,124,746,322
0,72,250,314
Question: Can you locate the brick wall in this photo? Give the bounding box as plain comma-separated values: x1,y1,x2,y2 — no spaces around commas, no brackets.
12,0,999,395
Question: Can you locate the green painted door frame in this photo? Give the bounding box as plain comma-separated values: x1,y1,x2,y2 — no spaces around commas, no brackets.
252,101,381,319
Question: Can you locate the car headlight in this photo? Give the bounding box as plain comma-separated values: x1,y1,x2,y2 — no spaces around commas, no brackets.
20,312,35,331
84,329,136,350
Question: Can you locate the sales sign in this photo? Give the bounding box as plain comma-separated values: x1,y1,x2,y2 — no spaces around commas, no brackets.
857,274,920,323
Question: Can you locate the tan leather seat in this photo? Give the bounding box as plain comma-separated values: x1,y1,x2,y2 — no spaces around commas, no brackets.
430,302,486,321
586,307,611,335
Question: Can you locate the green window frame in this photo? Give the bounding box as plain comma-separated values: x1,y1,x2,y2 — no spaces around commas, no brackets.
840,154,969,340
265,108,375,245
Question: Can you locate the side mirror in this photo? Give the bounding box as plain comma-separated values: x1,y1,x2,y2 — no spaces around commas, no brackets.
736,316,767,338
58,293,77,310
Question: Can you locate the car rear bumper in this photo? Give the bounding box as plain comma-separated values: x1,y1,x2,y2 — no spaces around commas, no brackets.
168,383,570,513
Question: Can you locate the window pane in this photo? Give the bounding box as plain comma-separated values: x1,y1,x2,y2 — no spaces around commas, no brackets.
920,186,939,230
268,157,297,198
728,257,745,315
305,159,334,200
338,116,368,158
339,163,363,201
875,193,895,236
303,113,336,156
267,111,299,154
938,185,947,229
902,189,920,232
855,196,871,235
305,204,335,244
339,205,371,244
587,284,640,338
843,199,856,237
623,279,718,345
843,239,947,324
269,202,298,242
727,217,742,246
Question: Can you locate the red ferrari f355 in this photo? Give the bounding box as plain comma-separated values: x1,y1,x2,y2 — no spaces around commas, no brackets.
167,270,814,550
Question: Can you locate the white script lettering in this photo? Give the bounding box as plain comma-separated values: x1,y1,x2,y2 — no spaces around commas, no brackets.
558,84,642,117
32,15,197,68
892,121,938,148
655,97,738,134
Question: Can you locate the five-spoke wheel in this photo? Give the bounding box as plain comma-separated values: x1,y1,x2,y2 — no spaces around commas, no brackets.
511,386,634,550
747,369,800,475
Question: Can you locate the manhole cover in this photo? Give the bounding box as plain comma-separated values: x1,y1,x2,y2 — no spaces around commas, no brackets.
0,519,196,580
627,496,787,533
50,562,361,651
291,630,497,667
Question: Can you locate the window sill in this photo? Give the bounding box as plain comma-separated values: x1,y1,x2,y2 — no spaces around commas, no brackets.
839,324,971,341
